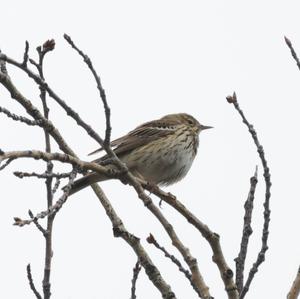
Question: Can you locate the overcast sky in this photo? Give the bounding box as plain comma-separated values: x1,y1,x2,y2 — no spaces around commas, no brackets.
1,1,300,298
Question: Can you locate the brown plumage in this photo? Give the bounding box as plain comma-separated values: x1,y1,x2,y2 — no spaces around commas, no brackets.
68,113,212,195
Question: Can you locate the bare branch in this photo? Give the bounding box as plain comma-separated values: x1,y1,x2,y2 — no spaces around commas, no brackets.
235,167,258,293
287,266,300,299
130,261,141,299
26,264,42,299
226,92,272,299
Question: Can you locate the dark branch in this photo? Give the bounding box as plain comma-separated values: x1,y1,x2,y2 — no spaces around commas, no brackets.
22,41,29,67
226,92,272,299
63,34,112,146
147,234,202,298
130,261,142,299
0,157,15,170
14,171,72,179
28,210,47,237
14,168,78,227
234,167,258,293
0,105,42,126
285,36,300,71
26,264,42,299
51,178,61,194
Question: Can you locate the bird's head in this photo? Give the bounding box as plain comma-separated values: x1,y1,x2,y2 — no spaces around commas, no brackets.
161,113,213,134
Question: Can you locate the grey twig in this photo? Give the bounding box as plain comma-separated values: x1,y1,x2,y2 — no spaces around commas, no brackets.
285,36,300,71
0,105,41,126
0,158,15,170
130,261,142,299
14,168,78,227
28,210,47,237
14,171,72,179
22,41,29,67
26,264,42,299
226,92,272,299
147,234,202,298
51,178,61,194
234,167,258,293
63,34,112,146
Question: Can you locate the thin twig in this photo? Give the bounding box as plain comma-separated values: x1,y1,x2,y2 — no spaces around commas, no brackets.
147,234,202,298
0,106,41,126
235,167,258,293
51,178,61,194
0,158,15,170
26,264,42,299
130,261,141,299
14,168,78,227
226,92,272,299
28,210,47,237
63,34,112,146
14,171,72,179
285,36,300,71
36,45,55,297
22,41,29,67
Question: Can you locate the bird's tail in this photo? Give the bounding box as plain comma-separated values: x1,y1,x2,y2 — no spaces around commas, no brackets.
66,172,107,196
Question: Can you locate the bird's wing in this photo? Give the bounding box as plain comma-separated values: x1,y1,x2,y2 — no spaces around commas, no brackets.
89,119,179,163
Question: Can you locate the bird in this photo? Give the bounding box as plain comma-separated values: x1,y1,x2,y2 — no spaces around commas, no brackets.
68,113,212,195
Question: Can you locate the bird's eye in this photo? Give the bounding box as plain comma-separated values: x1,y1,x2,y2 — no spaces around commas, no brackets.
187,119,193,125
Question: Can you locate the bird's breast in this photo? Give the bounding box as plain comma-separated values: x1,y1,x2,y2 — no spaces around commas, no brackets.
129,132,198,185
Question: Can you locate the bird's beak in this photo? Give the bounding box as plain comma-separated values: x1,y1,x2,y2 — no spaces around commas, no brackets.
200,125,213,130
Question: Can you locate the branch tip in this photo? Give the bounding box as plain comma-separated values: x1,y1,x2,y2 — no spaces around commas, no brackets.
226,92,237,104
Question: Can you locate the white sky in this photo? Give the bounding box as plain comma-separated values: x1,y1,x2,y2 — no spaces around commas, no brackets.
1,1,300,298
